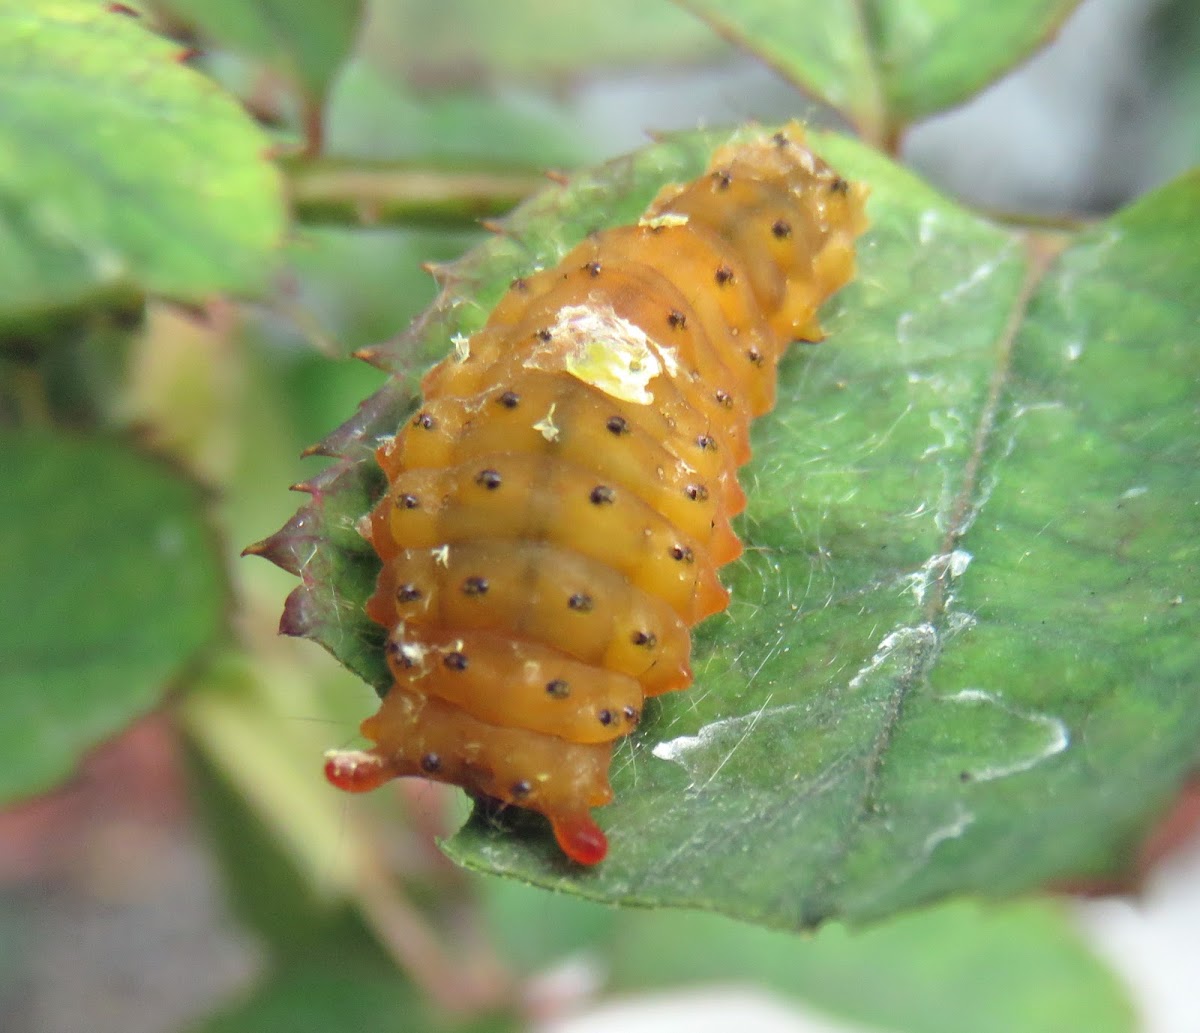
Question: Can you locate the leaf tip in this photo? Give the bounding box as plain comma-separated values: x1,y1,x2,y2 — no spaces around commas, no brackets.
243,511,316,576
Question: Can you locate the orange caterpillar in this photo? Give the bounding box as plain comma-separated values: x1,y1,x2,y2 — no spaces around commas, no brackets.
323,124,868,864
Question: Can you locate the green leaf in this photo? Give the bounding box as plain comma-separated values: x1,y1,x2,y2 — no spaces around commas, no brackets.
0,431,227,802
247,228,478,495
607,900,1135,1033
254,128,1200,927
1,303,143,427
190,960,518,1033
679,0,1083,141
483,876,621,974
482,879,1134,1032
179,649,398,929
0,0,286,326
362,0,724,82
272,226,479,358
1145,0,1200,184
323,60,597,171
156,0,363,101
183,684,361,958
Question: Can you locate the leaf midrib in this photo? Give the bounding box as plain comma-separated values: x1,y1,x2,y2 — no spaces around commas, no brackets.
803,234,1058,918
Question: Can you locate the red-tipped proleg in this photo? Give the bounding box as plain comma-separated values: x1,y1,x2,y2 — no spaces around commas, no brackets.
552,814,609,866
324,749,394,793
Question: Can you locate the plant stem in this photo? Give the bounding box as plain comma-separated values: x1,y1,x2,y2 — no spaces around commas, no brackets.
354,855,516,1015
285,161,546,228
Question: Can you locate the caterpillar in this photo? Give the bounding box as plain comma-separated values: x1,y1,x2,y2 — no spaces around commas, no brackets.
322,123,868,865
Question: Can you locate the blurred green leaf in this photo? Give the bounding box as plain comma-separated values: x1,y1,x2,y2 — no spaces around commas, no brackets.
254,126,1200,927
181,652,379,908
256,228,476,465
680,0,1082,141
608,900,1135,1033
482,880,1134,1032
0,0,286,327
362,0,724,82
1,304,142,427
0,431,226,802
191,959,518,1033
483,877,621,975
272,226,478,359
1145,0,1200,186
183,674,363,958
324,60,596,171
155,0,363,101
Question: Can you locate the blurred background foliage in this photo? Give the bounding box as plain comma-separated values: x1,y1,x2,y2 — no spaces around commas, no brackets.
1,0,1198,1031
